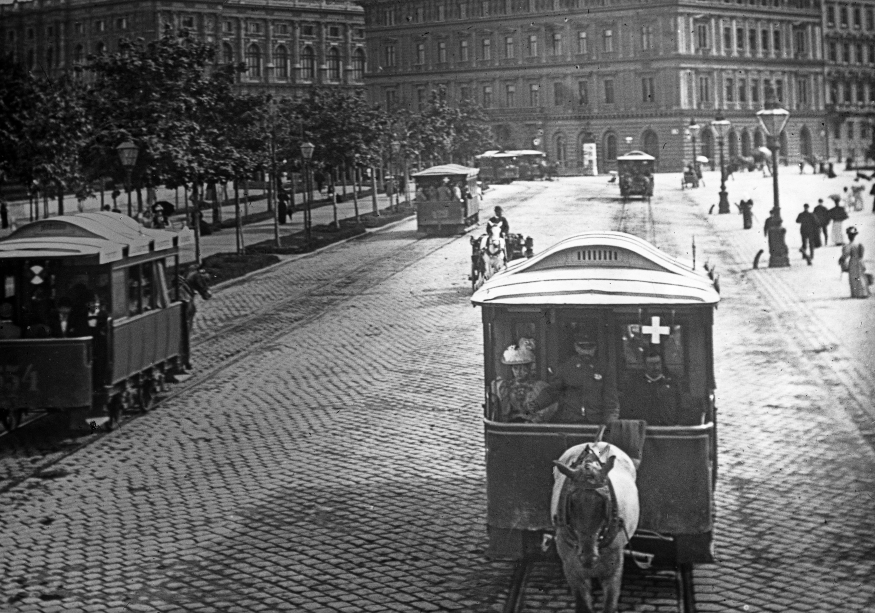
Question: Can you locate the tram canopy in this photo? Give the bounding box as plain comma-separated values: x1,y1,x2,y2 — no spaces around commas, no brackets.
0,212,194,264
412,164,480,179
617,150,656,162
471,232,720,307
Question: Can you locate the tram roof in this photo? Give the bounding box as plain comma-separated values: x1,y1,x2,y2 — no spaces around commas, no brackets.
412,164,479,179
471,232,720,307
0,212,194,264
617,150,656,162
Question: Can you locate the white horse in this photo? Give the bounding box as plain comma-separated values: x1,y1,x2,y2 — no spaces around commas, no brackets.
552,442,640,613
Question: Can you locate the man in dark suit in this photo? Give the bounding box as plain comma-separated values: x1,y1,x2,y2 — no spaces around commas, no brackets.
621,349,682,426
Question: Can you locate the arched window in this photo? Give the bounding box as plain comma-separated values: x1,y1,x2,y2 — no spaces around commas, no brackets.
73,44,84,64
327,47,341,81
642,130,659,159
799,125,812,157
779,131,788,163
95,41,106,55
555,135,566,166
301,46,315,80
753,130,764,149
352,48,365,81
604,132,618,162
246,44,261,77
275,45,289,78
741,130,751,157
727,130,738,158
222,42,234,65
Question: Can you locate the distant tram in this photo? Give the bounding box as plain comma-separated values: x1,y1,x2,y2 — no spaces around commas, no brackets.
0,212,194,431
471,232,720,571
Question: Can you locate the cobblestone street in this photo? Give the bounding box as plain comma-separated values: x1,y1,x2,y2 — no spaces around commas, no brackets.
1,171,873,612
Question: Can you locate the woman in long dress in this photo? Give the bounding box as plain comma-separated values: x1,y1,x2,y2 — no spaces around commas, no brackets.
829,199,849,246
842,227,870,299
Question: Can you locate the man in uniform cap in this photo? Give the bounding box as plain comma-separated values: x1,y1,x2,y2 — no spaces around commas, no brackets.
620,348,681,426
489,206,510,237
541,332,619,424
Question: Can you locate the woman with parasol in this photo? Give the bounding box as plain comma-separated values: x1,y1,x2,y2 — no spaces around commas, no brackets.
827,193,849,246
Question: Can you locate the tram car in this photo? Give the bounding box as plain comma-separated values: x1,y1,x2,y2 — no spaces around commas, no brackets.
475,151,520,184
471,232,720,570
412,164,481,236
0,212,194,431
617,150,656,201
510,150,548,181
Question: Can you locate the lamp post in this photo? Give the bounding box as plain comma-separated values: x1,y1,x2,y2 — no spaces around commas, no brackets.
391,140,401,210
300,141,315,249
756,97,791,268
711,114,731,214
116,140,139,217
689,119,700,177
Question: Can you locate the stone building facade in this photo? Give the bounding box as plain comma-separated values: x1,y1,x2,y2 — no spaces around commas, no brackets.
359,0,828,173
823,0,875,166
0,0,367,97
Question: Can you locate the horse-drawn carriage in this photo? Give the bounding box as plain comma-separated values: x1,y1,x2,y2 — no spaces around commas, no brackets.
413,164,481,236
469,231,534,292
471,232,720,607
617,151,655,201
0,212,201,431
681,168,699,189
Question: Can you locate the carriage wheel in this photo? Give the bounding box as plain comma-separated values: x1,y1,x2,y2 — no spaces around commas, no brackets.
139,383,156,413
106,397,123,431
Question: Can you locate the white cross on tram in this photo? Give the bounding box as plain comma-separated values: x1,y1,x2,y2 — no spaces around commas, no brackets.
641,316,671,344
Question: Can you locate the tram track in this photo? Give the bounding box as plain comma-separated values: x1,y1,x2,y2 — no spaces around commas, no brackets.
0,183,548,494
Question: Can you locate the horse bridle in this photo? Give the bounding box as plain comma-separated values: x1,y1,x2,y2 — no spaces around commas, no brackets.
558,446,622,551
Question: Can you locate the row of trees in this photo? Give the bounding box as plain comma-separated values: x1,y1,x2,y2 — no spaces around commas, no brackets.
0,27,496,220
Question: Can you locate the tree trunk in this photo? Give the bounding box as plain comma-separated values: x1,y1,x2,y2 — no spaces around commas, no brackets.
234,180,242,255
289,173,296,223
243,181,250,218
192,182,202,265
341,161,348,202
352,166,360,224
370,167,379,216
56,181,64,216
136,187,143,214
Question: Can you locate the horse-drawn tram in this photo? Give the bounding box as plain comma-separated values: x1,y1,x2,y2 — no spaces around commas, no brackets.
0,212,195,432
471,232,719,612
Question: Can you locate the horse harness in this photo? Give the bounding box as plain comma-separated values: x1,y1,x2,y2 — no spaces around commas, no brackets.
555,445,624,552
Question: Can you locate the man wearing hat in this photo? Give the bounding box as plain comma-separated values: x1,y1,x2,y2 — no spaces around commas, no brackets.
437,177,454,201
491,339,554,423
620,348,682,426
541,332,619,424
489,206,510,237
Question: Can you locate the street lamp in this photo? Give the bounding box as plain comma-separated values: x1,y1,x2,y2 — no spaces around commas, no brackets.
391,140,401,210
624,136,634,152
689,119,700,177
711,113,731,214
116,140,139,217
756,97,791,268
300,141,315,248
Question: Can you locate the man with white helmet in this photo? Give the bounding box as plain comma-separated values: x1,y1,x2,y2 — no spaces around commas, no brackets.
490,339,555,423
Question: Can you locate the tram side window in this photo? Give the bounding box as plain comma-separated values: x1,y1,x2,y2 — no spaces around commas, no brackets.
112,269,128,318
488,319,546,422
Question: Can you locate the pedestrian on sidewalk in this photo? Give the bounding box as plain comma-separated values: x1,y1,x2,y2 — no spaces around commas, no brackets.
840,227,871,299
851,179,865,211
813,199,831,245
828,197,850,246
795,204,819,262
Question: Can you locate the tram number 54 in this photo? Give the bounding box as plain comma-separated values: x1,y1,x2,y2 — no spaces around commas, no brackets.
1,364,39,394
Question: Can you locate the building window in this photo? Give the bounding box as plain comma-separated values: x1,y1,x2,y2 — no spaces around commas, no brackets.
749,29,757,54
554,81,565,105
460,85,470,101
856,43,863,64
437,5,445,21
725,77,734,102
245,44,261,77
751,80,760,103
386,44,397,67
483,85,493,107
505,83,516,106
843,42,851,63
795,78,808,107
438,41,447,63
795,30,806,56
73,44,84,64
739,78,747,103
74,22,83,35
327,47,341,81
223,21,233,34
26,27,34,40
773,30,781,54
641,25,653,51
696,23,708,50
848,122,855,140
844,82,852,103
868,8,875,30
460,39,469,61
417,87,426,110
182,16,195,29
459,3,468,19
857,82,865,103
827,5,835,26
577,31,588,54
416,7,424,22
301,46,315,79
302,25,315,36
642,77,655,103
482,38,492,60
95,41,106,54
329,26,341,37
829,42,838,62
116,17,128,31
840,5,848,27
578,80,588,105
603,29,614,53
551,32,563,55
870,44,875,64
222,42,234,64
605,133,618,161
529,83,540,106
528,34,538,57
736,28,744,53
352,49,365,80
386,89,396,109
275,45,289,78
505,35,514,58
354,28,364,39
604,78,614,103
723,27,731,52
95,20,106,33
416,43,425,65
482,1,490,17
276,24,289,35
762,29,770,53
698,75,711,102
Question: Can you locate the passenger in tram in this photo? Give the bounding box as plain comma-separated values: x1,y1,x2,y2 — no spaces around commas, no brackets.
620,348,681,426
490,340,555,423
541,333,619,425
415,185,428,202
0,302,21,339
437,178,454,201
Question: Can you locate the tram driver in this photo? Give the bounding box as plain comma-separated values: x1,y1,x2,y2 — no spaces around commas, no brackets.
490,340,555,423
